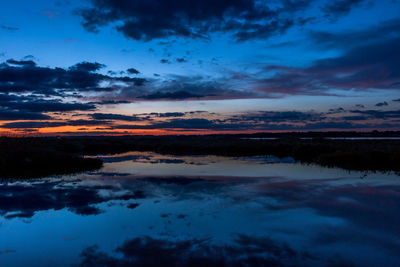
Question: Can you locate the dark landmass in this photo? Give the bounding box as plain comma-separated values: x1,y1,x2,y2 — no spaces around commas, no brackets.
0,138,103,179
236,130,400,138
1,131,400,178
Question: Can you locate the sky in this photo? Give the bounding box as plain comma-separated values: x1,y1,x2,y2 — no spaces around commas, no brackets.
0,0,400,135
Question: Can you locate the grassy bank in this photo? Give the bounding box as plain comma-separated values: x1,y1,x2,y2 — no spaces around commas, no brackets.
1,135,400,178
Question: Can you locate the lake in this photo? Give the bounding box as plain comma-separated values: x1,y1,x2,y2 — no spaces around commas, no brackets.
1,152,399,266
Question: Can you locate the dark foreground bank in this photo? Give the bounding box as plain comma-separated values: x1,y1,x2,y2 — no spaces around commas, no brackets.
1,133,400,178
0,137,103,179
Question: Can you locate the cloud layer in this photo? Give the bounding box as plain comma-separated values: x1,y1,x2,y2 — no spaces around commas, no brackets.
77,0,316,42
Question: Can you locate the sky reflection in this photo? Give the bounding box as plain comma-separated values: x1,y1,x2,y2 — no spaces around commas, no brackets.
0,152,399,266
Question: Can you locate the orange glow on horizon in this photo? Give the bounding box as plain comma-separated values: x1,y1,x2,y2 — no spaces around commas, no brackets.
1,120,399,137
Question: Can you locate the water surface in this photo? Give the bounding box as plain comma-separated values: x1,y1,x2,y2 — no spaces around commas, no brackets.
243,137,400,140
1,152,399,266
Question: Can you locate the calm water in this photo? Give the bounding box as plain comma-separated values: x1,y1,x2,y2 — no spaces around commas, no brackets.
243,137,400,140
1,152,399,266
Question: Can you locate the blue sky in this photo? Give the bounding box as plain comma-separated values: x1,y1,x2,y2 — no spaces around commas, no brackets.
0,0,400,134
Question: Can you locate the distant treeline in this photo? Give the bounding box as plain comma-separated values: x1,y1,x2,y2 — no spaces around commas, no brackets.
1,133,400,178
235,130,400,138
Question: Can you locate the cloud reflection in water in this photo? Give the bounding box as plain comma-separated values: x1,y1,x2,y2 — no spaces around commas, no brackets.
0,152,399,266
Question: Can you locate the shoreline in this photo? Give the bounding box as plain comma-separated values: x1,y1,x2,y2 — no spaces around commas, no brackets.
1,135,400,179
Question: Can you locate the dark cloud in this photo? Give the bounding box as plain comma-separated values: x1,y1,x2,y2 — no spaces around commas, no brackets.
115,117,304,131
117,27,400,100
75,170,400,267
310,184,400,235
0,94,77,118
322,0,371,20
98,154,151,163
69,61,106,72
176,58,186,63
115,118,224,130
155,112,186,118
376,101,388,107
79,235,306,266
138,111,206,118
310,18,400,49
229,111,325,123
257,36,400,95
68,119,111,126
8,99,95,112
0,179,145,219
6,59,36,67
1,121,67,129
327,107,345,114
89,100,131,105
77,0,316,42
126,75,258,100
1,119,110,129
0,108,51,121
253,178,400,235
236,19,400,97
349,109,400,119
112,108,400,132
23,55,36,60
0,60,145,96
90,113,142,121
0,93,96,121
127,67,140,74
138,90,202,100
0,59,149,123
1,102,398,131
0,108,368,132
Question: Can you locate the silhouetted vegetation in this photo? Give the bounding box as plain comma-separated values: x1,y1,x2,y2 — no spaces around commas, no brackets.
1,132,400,178
0,137,102,179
